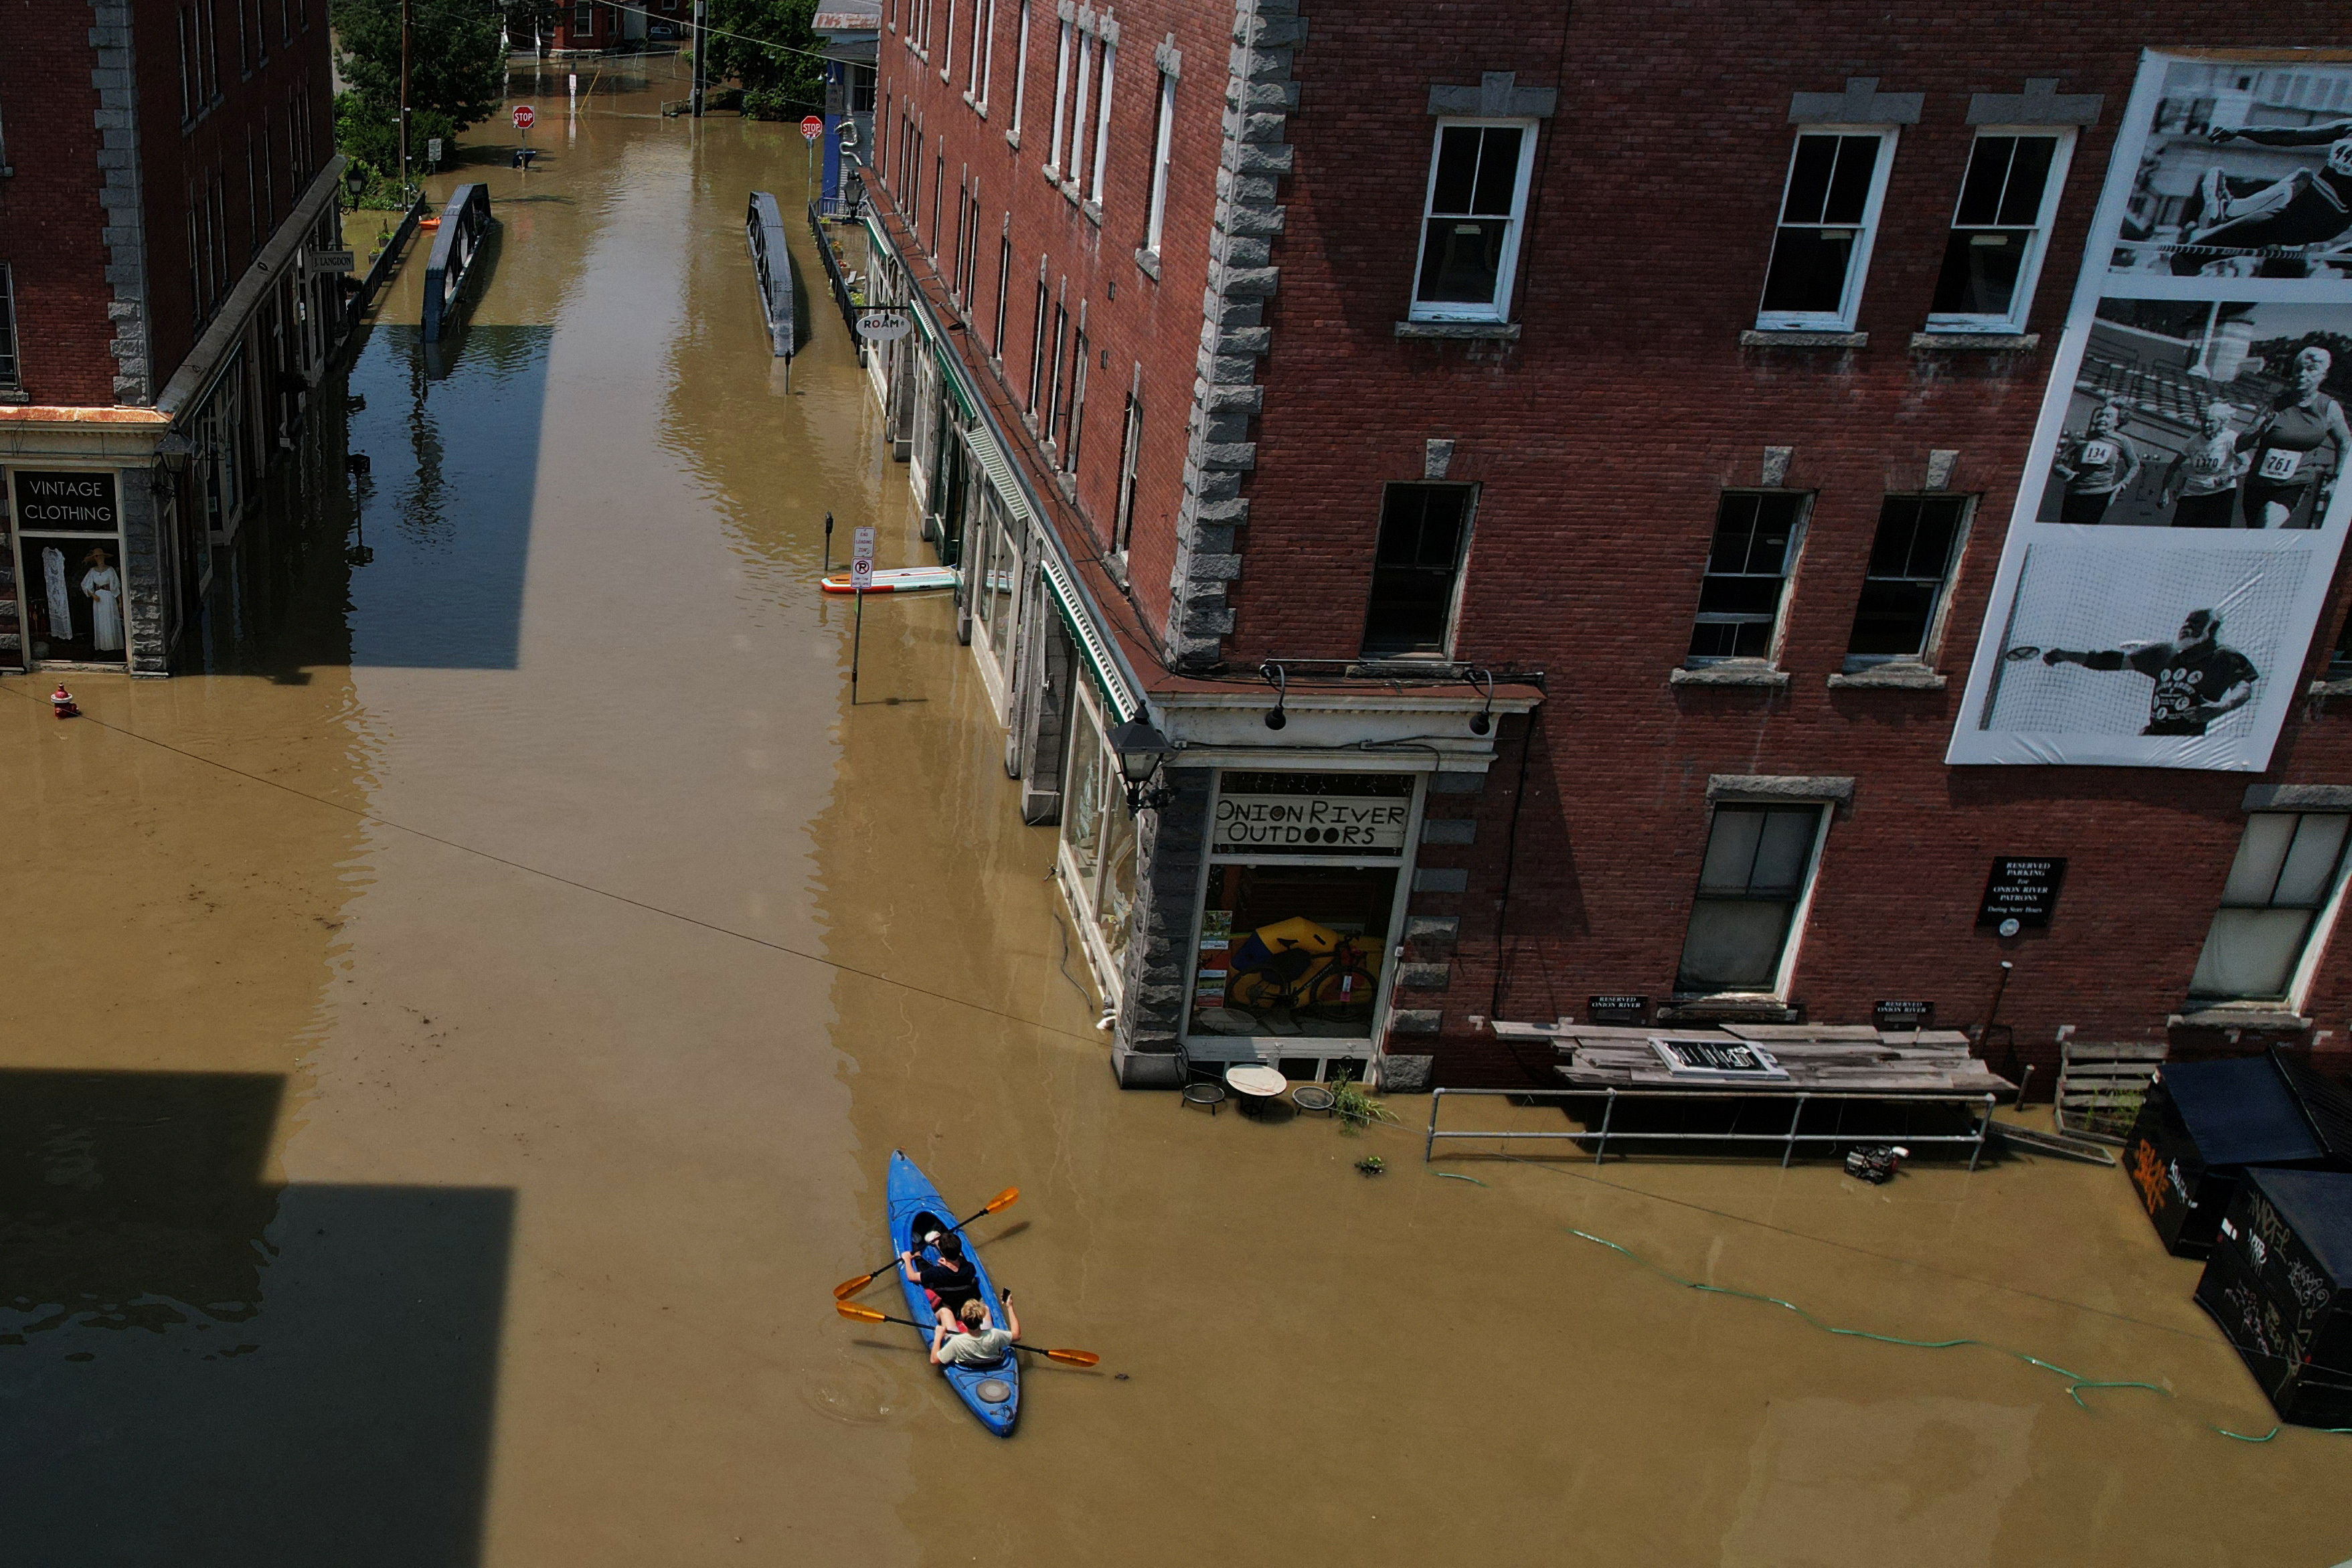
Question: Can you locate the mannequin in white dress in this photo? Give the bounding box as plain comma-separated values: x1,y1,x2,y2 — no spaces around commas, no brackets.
80,549,122,653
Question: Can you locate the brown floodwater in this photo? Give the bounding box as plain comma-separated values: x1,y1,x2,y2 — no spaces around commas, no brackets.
5,75,2349,1567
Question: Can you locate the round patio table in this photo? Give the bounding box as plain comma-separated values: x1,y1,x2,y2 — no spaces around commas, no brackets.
1224,1065,1288,1118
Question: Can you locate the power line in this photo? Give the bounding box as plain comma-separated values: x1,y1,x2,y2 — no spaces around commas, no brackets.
2,682,1106,1049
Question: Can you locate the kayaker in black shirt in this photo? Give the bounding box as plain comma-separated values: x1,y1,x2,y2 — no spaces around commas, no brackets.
901,1229,981,1326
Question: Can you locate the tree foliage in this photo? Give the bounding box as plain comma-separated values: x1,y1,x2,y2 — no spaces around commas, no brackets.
703,0,826,120
331,0,508,175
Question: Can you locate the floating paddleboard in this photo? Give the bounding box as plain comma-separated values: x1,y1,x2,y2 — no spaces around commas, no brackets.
821,567,959,594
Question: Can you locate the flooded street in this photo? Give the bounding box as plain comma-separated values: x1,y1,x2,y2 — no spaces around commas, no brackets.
7,78,2351,1567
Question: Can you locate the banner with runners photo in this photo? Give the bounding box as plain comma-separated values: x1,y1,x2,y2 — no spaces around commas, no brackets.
1951,51,2352,771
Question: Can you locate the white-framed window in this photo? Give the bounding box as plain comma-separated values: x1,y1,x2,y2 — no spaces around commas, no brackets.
972,0,994,106
1143,68,1175,255
1010,1,1031,137
1045,18,1072,176
2190,812,2352,1003
1925,128,2073,334
1113,388,1142,557
1408,118,1537,323
1845,493,1970,669
1086,41,1115,206
0,262,21,387
1677,803,1831,995
1066,27,1096,191
940,0,956,79
1756,127,1898,333
1688,491,1809,665
1056,683,1140,1004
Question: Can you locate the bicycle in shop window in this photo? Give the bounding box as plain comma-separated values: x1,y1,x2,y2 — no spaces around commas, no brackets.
1224,918,1385,1019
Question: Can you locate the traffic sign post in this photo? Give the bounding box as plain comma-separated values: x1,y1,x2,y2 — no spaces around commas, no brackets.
514,104,535,169
849,525,875,705
802,115,823,197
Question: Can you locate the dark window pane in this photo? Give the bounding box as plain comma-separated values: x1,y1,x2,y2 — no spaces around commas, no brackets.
1847,580,1938,657
1363,485,1472,655
1760,226,1855,315
1996,136,2057,226
1952,136,2014,227
1429,125,1481,212
1930,229,2027,316
1469,126,1523,214
1865,495,1962,579
1689,620,1756,661
1822,135,1880,223
1695,576,1784,618
1418,217,1507,305
1750,808,1817,895
2333,612,2352,676
1677,899,1796,990
1780,135,1839,224
1708,493,1796,574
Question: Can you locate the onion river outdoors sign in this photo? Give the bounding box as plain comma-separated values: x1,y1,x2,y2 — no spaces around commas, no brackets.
1212,793,1410,854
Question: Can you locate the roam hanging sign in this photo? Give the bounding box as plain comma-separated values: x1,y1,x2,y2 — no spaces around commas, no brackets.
11,470,119,531
1213,793,1410,855
856,311,913,343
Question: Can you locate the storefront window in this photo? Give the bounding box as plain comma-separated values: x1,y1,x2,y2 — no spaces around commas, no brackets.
9,469,127,666
1056,685,1139,997
1187,772,1415,1044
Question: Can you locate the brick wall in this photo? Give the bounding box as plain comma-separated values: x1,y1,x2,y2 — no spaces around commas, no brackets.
131,0,338,400
887,2,2352,1090
1244,5,2352,1086
0,1,116,404
870,0,1234,646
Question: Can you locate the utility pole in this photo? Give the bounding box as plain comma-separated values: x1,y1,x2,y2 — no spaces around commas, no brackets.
399,0,412,191
691,0,706,117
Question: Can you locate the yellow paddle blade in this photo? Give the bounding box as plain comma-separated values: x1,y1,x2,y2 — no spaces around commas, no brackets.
983,1187,1019,1214
1042,1348,1099,1367
831,1272,879,1300
835,1301,888,1324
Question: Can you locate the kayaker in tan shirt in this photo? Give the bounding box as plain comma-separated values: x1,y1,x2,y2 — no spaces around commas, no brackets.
932,1290,1021,1367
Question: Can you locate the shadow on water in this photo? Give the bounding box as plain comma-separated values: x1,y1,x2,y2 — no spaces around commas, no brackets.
0,1069,511,1568
341,322,552,670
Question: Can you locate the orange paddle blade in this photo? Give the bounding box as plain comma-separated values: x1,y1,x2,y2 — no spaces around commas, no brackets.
835,1301,888,1324
983,1187,1019,1214
832,1272,879,1300
1042,1348,1099,1367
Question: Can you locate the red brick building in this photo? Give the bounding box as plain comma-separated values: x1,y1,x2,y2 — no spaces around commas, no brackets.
0,0,341,673
855,4,2352,1092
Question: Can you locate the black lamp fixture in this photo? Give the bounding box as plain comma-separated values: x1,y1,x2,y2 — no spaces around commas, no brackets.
1260,661,1288,730
1467,667,1496,735
344,163,367,201
1106,718,1176,812
153,431,192,475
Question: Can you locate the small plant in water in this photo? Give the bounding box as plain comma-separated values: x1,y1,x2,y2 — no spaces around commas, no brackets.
1328,1067,1398,1134
1355,1155,1385,1176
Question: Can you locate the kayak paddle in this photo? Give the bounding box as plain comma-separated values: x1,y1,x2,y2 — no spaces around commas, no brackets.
833,1187,1020,1298
833,1300,1100,1367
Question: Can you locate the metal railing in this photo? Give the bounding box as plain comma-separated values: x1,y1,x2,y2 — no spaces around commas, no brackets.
807,198,865,367
745,191,799,359
339,191,431,351
1424,1085,2001,1171
421,183,493,343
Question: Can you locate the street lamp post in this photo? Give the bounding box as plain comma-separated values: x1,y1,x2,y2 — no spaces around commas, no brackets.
1106,719,1176,813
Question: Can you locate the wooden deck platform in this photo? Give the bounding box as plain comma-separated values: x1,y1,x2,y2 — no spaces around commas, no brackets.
1508,1022,2015,1096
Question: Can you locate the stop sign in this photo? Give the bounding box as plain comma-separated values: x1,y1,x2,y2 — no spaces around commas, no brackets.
801,116,823,142
513,104,536,130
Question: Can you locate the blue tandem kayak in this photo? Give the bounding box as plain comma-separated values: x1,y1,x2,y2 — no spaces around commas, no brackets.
888,1150,1020,1436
